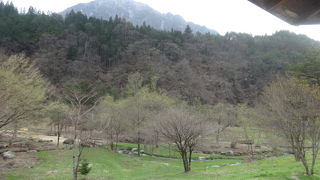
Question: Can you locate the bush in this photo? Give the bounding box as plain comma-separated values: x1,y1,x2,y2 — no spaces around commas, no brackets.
78,160,92,176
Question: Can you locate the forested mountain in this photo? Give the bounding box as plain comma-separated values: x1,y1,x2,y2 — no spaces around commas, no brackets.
0,2,319,105
61,0,218,34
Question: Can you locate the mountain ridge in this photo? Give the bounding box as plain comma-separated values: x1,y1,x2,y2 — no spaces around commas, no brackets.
61,0,218,34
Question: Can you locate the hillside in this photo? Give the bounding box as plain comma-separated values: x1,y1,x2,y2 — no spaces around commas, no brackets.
61,0,218,34
0,3,319,104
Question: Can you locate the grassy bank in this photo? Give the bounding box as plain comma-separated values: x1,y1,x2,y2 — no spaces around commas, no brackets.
4,147,320,180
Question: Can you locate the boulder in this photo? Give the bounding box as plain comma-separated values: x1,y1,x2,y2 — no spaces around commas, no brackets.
211,165,220,168
233,152,242,156
38,139,53,143
131,148,138,152
225,150,234,156
202,150,212,154
27,150,37,153
63,139,74,145
231,162,242,166
2,151,15,159
0,143,8,149
12,142,26,148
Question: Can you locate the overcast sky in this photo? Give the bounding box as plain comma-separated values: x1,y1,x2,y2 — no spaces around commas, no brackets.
4,0,320,41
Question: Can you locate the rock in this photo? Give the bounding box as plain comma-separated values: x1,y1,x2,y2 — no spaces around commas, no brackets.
0,143,8,149
27,150,37,153
140,150,144,153
233,152,242,156
225,150,234,156
118,150,124,154
63,139,74,145
198,157,206,161
162,163,169,166
12,142,26,148
2,151,15,159
38,139,53,143
231,162,242,166
47,132,57,136
211,165,220,168
202,150,212,154
255,145,261,148
131,148,138,152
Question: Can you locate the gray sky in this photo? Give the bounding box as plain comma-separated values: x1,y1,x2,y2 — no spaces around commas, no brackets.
4,0,320,41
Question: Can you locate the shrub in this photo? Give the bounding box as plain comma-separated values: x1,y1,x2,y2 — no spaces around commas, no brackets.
78,160,92,176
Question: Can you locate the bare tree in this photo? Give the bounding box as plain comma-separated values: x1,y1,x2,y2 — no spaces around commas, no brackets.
202,103,236,144
157,107,206,172
46,101,70,147
63,80,103,180
263,77,320,175
97,97,127,150
125,72,145,155
236,104,258,157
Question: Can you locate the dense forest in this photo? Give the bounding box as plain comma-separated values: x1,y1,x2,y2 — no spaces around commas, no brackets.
0,2,319,105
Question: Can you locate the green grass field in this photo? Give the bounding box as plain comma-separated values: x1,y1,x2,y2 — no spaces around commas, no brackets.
4,146,320,180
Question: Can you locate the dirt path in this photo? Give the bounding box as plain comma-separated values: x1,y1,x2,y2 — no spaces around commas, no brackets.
0,130,68,145
29,134,67,145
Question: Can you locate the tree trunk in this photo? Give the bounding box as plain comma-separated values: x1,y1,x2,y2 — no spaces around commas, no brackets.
298,148,310,175
73,144,84,180
181,151,190,172
116,134,119,150
216,129,220,144
291,145,301,161
137,131,141,156
294,152,301,162
188,150,192,171
57,132,60,147
57,124,61,147
110,142,114,151
310,143,318,175
9,122,18,146
301,157,310,175
137,142,141,156
72,165,78,180
72,150,79,180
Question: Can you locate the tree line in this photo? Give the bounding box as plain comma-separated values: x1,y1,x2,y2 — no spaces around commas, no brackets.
0,2,319,104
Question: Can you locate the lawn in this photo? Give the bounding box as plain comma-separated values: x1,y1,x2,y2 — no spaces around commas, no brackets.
4,147,320,180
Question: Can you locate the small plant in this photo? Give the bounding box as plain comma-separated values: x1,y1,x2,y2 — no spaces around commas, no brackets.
78,159,92,176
